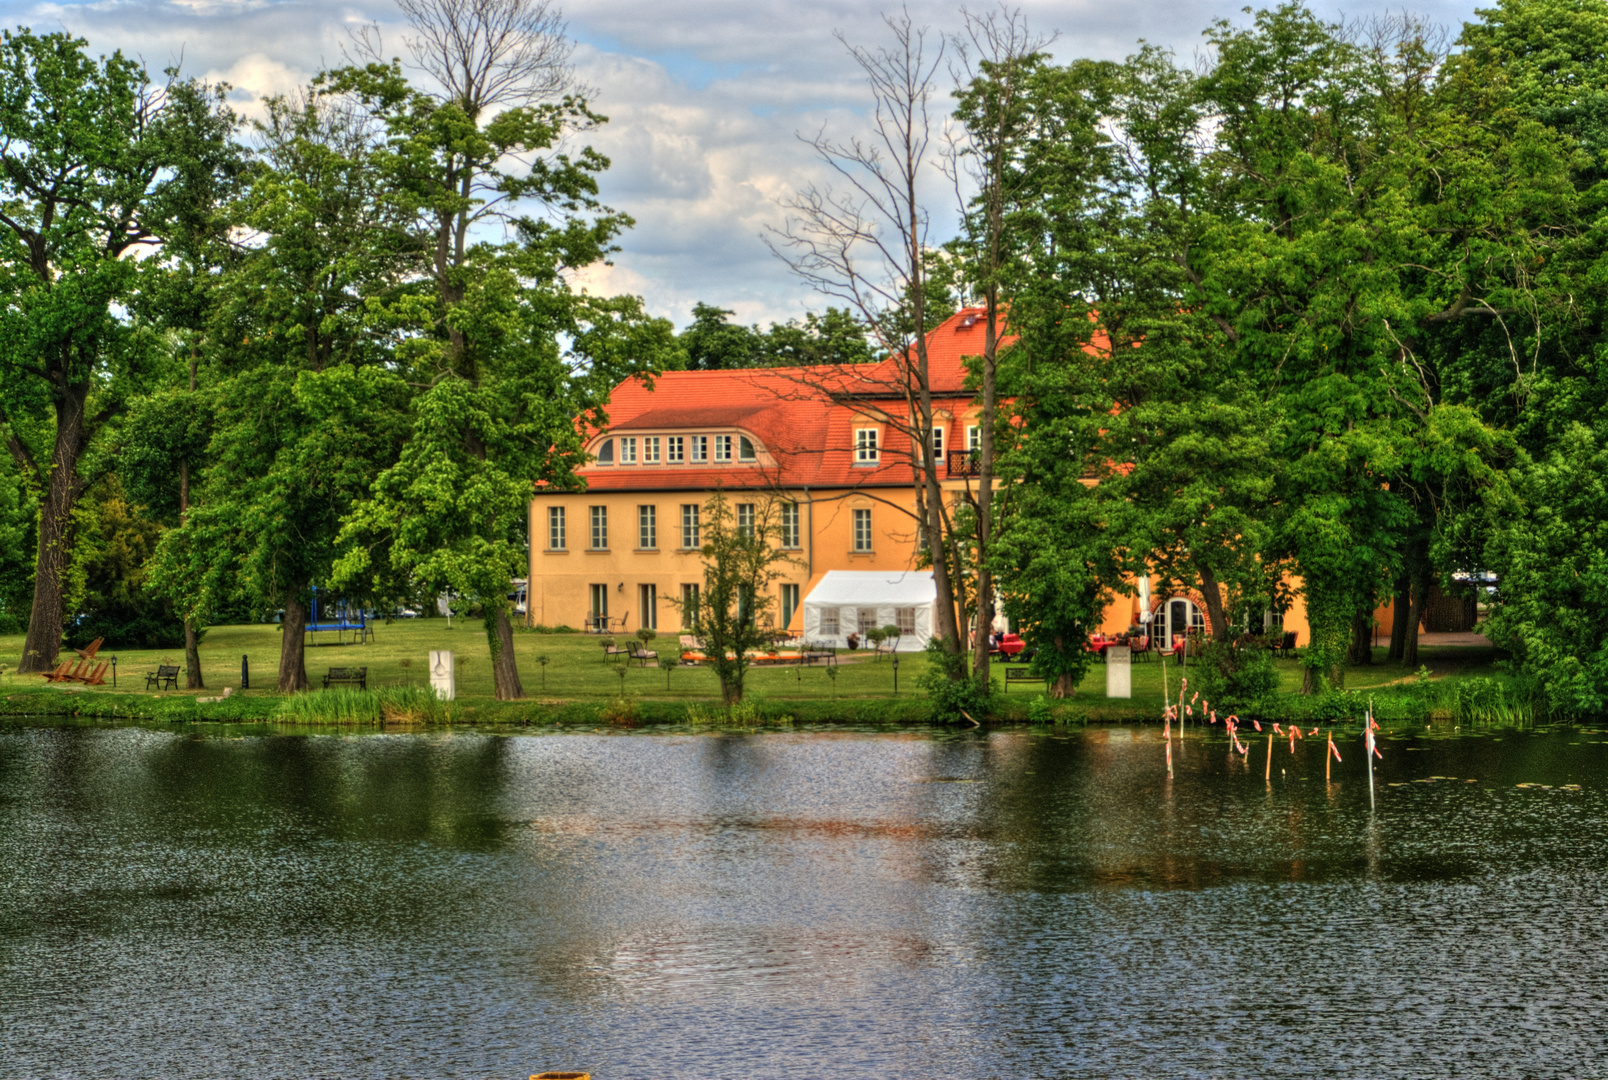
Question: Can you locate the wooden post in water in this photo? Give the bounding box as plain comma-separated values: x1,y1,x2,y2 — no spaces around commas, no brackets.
1326,729,1332,783
1266,731,1274,782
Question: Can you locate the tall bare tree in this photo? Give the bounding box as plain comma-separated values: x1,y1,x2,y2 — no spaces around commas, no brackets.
768,10,968,669
946,5,1056,685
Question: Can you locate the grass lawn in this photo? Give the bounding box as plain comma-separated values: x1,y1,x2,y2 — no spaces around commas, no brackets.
0,618,1512,722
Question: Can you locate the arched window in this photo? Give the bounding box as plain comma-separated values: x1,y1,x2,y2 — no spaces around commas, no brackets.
596,439,614,464
739,436,756,461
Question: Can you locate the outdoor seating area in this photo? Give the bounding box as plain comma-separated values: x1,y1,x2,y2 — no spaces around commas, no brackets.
39,638,112,687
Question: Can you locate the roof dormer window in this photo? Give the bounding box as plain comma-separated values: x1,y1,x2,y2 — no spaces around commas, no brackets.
739,436,756,461
619,436,637,464
855,427,880,466
714,434,733,462
690,435,708,463
596,438,614,465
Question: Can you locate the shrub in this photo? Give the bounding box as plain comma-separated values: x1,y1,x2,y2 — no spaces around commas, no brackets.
918,635,991,722
1186,641,1279,715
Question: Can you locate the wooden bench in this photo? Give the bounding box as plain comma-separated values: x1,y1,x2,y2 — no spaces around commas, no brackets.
323,666,367,690
145,664,179,691
1003,667,1045,691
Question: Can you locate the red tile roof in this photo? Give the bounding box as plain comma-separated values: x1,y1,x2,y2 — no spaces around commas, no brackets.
574,309,1013,492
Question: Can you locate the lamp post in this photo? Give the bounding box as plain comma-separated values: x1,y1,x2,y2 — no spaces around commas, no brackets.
111,655,117,688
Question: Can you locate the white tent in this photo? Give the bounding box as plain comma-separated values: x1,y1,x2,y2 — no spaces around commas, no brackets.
801,570,935,652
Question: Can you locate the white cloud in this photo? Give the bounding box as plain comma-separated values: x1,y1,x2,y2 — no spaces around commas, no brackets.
0,0,1490,328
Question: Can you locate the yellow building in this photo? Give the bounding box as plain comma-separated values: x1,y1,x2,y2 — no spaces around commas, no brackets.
527,308,1318,650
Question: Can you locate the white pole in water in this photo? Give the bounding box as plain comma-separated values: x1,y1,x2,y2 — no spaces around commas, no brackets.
1366,699,1375,808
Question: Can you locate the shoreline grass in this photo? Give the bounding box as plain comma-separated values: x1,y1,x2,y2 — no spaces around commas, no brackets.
0,620,1523,727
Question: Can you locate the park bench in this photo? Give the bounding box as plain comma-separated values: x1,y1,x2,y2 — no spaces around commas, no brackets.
323,666,367,690
145,664,179,691
1003,667,1045,691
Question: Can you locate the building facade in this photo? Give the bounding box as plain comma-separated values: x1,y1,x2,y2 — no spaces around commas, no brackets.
528,308,1320,648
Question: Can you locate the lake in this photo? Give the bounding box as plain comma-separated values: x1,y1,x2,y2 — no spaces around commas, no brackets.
2,720,1605,1078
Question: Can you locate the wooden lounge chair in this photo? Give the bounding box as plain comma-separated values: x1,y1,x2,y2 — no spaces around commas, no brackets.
81,661,110,686
40,660,72,682
74,637,104,660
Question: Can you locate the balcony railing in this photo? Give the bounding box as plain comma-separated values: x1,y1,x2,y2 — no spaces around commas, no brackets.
947,449,982,477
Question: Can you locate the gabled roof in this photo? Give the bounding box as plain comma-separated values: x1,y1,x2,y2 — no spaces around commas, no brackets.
573,308,1010,492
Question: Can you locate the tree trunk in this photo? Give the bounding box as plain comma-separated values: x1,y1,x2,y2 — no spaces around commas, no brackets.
18,381,89,673
971,290,998,687
1348,608,1373,666
1051,672,1074,699
1402,572,1428,669
1387,574,1410,661
1197,564,1231,641
179,401,204,689
486,604,524,701
278,595,310,692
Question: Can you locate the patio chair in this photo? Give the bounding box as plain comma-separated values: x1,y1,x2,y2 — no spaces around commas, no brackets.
1271,631,1298,658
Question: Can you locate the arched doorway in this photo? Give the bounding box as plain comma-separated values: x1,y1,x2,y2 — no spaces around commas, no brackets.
1163,596,1203,650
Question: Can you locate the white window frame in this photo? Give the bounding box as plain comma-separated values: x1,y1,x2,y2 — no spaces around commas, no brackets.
780,502,800,549
690,435,708,463
966,424,981,451
644,436,660,464
681,503,701,549
819,607,839,636
638,504,656,549
855,427,880,465
589,505,608,550
596,438,614,464
896,607,916,635
639,584,658,630
739,436,756,461
737,502,755,537
680,583,700,630
782,583,800,629
852,507,872,552
548,506,566,550
714,434,733,462
619,436,637,464
931,424,944,462
667,435,684,463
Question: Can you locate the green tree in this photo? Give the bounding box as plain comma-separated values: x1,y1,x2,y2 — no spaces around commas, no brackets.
326,0,676,700
673,492,797,705
0,31,237,672
756,307,878,366
679,302,759,370
147,87,415,692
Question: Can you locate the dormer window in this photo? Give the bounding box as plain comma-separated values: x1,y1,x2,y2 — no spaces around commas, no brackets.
620,436,637,464
643,436,660,464
668,435,684,463
714,434,733,462
690,435,708,463
855,428,880,465
596,438,614,464
739,436,756,461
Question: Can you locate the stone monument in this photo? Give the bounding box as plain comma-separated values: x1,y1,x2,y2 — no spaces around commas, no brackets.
429,650,455,701
1105,645,1132,699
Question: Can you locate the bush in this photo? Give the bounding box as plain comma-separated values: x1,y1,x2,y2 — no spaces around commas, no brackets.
918,636,991,722
1186,641,1279,715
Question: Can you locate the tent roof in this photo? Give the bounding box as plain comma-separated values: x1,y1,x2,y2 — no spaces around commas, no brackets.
804,570,935,606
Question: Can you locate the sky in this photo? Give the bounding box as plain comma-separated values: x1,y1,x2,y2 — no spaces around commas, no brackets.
1,0,1487,329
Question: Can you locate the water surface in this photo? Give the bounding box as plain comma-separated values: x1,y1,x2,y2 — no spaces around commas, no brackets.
2,721,1605,1078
